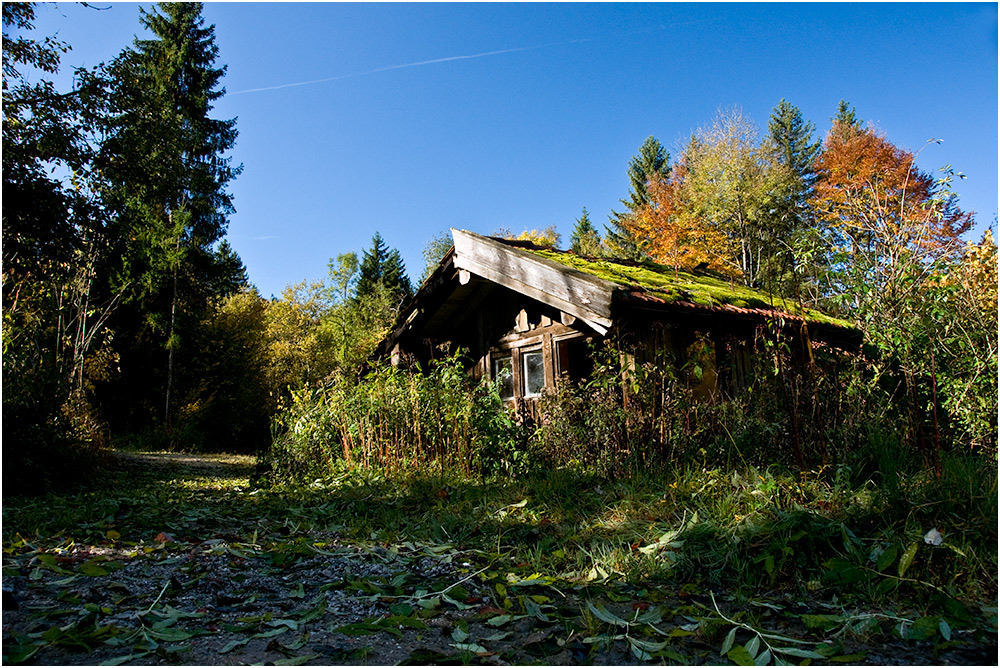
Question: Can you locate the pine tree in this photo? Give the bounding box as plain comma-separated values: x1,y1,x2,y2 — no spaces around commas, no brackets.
831,99,863,141
768,99,820,185
606,136,670,259
356,232,413,301
767,99,821,283
102,2,242,429
570,207,602,256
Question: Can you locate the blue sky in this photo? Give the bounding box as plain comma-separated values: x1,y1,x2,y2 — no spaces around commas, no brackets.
24,2,999,299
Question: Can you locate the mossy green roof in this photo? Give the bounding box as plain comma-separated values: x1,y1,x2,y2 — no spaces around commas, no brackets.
525,249,856,330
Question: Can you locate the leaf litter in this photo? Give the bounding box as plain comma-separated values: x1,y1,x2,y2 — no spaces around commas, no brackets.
3,451,997,665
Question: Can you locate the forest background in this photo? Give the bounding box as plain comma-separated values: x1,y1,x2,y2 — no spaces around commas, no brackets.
5,0,996,478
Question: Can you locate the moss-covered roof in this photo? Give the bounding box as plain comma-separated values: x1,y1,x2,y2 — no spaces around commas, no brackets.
524,248,856,330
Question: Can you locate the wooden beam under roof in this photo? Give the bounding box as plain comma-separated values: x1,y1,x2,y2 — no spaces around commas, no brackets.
450,229,616,335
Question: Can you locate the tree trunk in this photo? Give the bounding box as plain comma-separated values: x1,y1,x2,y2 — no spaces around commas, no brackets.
165,220,181,431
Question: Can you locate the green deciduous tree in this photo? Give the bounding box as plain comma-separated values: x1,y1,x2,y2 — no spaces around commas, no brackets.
184,288,271,452
2,2,121,491
420,231,453,282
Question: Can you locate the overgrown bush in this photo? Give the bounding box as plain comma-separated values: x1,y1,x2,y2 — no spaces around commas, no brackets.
267,354,528,482
2,364,107,496
266,324,990,484
531,333,890,477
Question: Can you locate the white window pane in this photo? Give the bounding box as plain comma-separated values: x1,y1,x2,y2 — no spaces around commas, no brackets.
523,350,545,397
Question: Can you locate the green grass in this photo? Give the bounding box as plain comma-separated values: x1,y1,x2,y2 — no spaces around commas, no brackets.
5,454,994,605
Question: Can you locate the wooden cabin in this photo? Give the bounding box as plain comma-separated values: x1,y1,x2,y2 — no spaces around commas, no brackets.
375,229,860,407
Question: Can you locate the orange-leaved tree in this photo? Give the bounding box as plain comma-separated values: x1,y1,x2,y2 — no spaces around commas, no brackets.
811,120,988,459
627,164,737,277
811,122,973,298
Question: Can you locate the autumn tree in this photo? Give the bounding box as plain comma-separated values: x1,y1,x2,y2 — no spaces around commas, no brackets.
628,163,734,275
264,280,338,395
569,208,602,256
496,226,562,248
606,136,670,260
923,230,998,454
811,124,972,296
811,122,980,459
676,108,797,289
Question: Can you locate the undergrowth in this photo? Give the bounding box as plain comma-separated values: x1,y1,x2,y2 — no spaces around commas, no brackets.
3,451,996,665
256,341,998,606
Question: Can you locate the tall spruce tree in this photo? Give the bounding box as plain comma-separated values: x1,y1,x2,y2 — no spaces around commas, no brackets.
831,99,863,141
101,2,242,429
768,99,820,185
355,232,413,301
570,207,602,256
606,136,670,259
766,100,823,296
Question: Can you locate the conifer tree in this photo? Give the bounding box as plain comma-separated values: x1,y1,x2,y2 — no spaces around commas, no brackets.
767,99,822,290
831,99,863,141
570,207,602,256
356,232,413,301
606,136,670,259
768,99,820,186
101,2,242,429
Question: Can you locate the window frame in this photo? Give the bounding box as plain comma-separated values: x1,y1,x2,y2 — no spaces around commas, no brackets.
521,347,546,398
492,354,514,400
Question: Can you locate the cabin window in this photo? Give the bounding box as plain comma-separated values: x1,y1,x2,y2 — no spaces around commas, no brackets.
522,349,545,397
556,336,592,384
493,356,514,400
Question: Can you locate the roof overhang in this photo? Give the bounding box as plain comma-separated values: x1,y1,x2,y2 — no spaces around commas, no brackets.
451,229,615,335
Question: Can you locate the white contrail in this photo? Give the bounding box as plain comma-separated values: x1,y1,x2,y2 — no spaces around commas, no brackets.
229,19,718,97
230,45,538,95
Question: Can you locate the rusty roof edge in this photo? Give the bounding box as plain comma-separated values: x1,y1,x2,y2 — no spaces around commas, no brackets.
616,288,859,331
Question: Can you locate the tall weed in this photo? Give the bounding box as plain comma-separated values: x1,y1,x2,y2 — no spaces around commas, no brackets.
268,354,527,481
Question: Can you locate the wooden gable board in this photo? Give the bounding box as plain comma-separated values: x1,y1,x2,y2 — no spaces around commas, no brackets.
450,229,616,335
